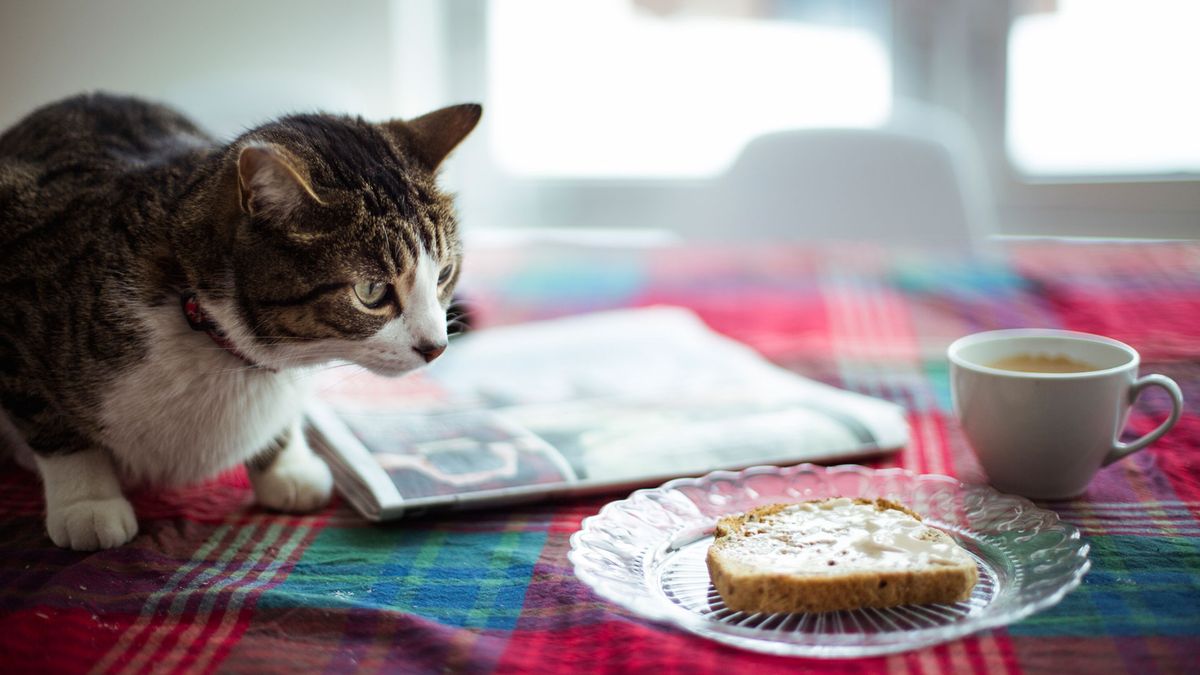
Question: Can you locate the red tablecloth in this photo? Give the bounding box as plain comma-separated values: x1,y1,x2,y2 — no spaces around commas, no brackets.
2,240,1198,673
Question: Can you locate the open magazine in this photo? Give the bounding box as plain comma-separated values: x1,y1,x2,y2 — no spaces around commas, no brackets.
306,307,909,520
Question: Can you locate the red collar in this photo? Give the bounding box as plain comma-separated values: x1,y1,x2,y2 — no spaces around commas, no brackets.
181,292,274,371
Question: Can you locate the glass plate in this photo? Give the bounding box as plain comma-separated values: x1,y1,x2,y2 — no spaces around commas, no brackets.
568,464,1090,657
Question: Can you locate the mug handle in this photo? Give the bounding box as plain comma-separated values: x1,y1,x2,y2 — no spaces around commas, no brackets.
1103,374,1185,466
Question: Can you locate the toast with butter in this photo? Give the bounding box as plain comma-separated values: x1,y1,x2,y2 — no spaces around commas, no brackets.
706,498,978,614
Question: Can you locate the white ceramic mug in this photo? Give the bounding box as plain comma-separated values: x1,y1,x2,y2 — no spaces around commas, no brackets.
948,329,1184,499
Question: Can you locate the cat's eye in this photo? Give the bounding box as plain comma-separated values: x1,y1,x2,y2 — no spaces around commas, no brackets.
352,281,389,308
438,265,454,284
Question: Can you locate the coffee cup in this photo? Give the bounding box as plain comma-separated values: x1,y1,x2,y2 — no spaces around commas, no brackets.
948,329,1183,499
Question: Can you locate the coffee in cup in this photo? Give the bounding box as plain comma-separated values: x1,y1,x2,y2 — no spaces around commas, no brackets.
986,353,1096,374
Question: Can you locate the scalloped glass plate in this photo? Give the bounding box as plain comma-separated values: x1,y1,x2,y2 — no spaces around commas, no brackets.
569,464,1090,657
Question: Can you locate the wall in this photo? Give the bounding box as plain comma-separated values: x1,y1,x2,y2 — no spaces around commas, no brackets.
0,0,398,139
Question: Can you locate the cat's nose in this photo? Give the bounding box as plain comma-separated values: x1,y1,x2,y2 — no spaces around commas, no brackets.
414,341,447,363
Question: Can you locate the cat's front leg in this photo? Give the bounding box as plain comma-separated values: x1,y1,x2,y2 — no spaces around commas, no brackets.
36,448,138,550
246,419,332,513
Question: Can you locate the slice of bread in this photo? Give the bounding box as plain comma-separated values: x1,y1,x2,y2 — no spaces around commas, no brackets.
706,498,978,614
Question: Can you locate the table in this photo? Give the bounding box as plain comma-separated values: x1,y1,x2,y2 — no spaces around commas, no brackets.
2,239,1198,673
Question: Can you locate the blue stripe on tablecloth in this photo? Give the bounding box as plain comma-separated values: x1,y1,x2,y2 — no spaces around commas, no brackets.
1008,534,1200,638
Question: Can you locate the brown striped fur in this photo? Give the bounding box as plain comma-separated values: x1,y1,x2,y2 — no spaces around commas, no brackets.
0,93,479,548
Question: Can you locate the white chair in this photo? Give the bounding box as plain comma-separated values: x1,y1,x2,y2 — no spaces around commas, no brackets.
681,103,996,250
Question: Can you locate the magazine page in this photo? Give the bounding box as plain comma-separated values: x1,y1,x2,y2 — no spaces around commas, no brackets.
308,307,909,520
307,402,577,520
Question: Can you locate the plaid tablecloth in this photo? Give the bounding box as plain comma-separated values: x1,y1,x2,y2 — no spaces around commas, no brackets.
2,240,1198,673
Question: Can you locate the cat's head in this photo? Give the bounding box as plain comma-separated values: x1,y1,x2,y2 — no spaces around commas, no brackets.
209,104,480,376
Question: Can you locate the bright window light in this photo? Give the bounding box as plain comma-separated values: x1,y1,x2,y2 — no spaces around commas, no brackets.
1007,0,1200,176
487,0,891,178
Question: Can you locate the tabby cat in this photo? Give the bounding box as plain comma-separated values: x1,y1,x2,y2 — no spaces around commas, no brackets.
0,93,480,550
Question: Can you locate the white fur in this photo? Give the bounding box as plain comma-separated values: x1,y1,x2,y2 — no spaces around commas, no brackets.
247,417,332,513
99,302,309,487
36,448,137,550
29,299,332,551
353,251,449,376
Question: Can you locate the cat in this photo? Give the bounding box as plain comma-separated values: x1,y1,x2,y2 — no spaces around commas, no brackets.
0,92,480,550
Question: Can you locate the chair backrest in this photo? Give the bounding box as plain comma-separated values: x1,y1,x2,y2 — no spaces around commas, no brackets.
681,106,995,249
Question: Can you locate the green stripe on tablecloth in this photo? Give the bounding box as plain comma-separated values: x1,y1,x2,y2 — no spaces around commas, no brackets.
463,529,524,629
1008,535,1200,637
258,525,546,630
137,523,237,613
163,522,275,617
922,360,953,413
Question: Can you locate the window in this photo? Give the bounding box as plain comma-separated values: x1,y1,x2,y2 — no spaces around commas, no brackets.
486,0,891,178
1007,0,1200,177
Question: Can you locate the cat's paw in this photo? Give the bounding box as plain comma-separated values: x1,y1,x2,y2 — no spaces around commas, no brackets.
46,497,138,550
252,453,333,513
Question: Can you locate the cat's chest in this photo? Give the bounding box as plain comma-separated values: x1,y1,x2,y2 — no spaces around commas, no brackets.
98,307,307,487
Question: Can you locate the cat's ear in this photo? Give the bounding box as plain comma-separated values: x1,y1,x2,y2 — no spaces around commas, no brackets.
236,143,322,218
385,103,482,171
